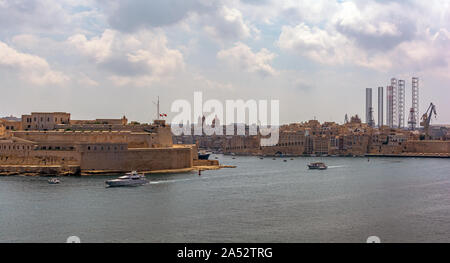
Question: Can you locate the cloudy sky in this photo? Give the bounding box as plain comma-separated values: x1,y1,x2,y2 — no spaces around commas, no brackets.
0,0,449,124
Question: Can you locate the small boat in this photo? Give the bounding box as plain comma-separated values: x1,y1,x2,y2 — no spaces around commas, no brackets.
198,151,211,160
307,162,328,170
48,178,61,184
105,171,148,187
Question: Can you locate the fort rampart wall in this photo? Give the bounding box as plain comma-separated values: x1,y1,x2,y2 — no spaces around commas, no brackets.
79,146,193,172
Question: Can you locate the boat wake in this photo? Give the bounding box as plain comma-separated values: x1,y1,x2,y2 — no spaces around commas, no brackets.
148,177,199,185
148,173,244,185
327,165,345,169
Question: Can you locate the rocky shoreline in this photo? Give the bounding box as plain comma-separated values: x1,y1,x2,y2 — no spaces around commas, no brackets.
0,160,235,177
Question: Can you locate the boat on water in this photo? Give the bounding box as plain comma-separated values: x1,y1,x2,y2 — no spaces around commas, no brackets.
307,162,328,170
48,178,61,184
198,150,211,160
105,171,148,187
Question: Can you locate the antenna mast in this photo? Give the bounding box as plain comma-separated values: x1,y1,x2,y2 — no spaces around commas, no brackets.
153,96,160,120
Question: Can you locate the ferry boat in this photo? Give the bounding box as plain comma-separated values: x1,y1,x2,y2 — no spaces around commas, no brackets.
307,162,328,170
105,171,148,187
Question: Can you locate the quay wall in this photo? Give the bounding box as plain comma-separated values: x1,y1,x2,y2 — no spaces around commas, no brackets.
0,165,80,176
0,150,80,165
403,140,450,154
80,147,193,172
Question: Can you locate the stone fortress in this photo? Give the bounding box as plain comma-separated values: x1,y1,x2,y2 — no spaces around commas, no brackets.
0,112,201,176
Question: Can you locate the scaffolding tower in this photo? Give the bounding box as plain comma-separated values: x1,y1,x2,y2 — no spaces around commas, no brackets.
387,85,393,128
408,77,419,130
398,80,405,129
390,78,398,128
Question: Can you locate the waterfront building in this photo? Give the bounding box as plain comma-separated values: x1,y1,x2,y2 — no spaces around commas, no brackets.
202,115,449,157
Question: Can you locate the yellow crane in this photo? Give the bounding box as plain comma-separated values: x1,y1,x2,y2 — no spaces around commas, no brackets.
420,103,437,139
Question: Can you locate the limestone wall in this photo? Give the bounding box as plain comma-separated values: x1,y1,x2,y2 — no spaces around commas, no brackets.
194,159,219,166
12,131,154,148
153,125,174,147
0,165,80,176
0,150,80,165
80,147,193,172
404,141,450,153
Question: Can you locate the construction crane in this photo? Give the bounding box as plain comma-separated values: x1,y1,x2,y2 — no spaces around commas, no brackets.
420,103,437,139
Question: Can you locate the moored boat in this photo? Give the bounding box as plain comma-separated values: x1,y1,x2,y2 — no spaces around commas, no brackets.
198,150,211,160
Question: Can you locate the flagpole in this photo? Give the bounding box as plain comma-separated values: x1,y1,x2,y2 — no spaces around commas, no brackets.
153,96,160,120
157,96,160,120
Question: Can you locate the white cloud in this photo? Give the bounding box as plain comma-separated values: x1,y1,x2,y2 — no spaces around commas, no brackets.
274,0,443,72
278,21,450,74
395,28,450,72
217,42,277,76
203,6,258,42
278,23,364,66
96,0,258,42
332,2,401,37
77,73,99,87
67,29,185,86
0,0,104,36
98,0,217,32
67,29,115,63
0,41,68,85
194,74,235,91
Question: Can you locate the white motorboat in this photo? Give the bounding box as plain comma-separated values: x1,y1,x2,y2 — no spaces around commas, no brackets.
48,178,61,184
105,171,148,187
307,162,328,170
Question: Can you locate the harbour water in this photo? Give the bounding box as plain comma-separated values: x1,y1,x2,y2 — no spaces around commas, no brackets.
0,155,449,243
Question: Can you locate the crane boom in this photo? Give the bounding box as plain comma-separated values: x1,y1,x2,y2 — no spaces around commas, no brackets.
420,103,437,139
